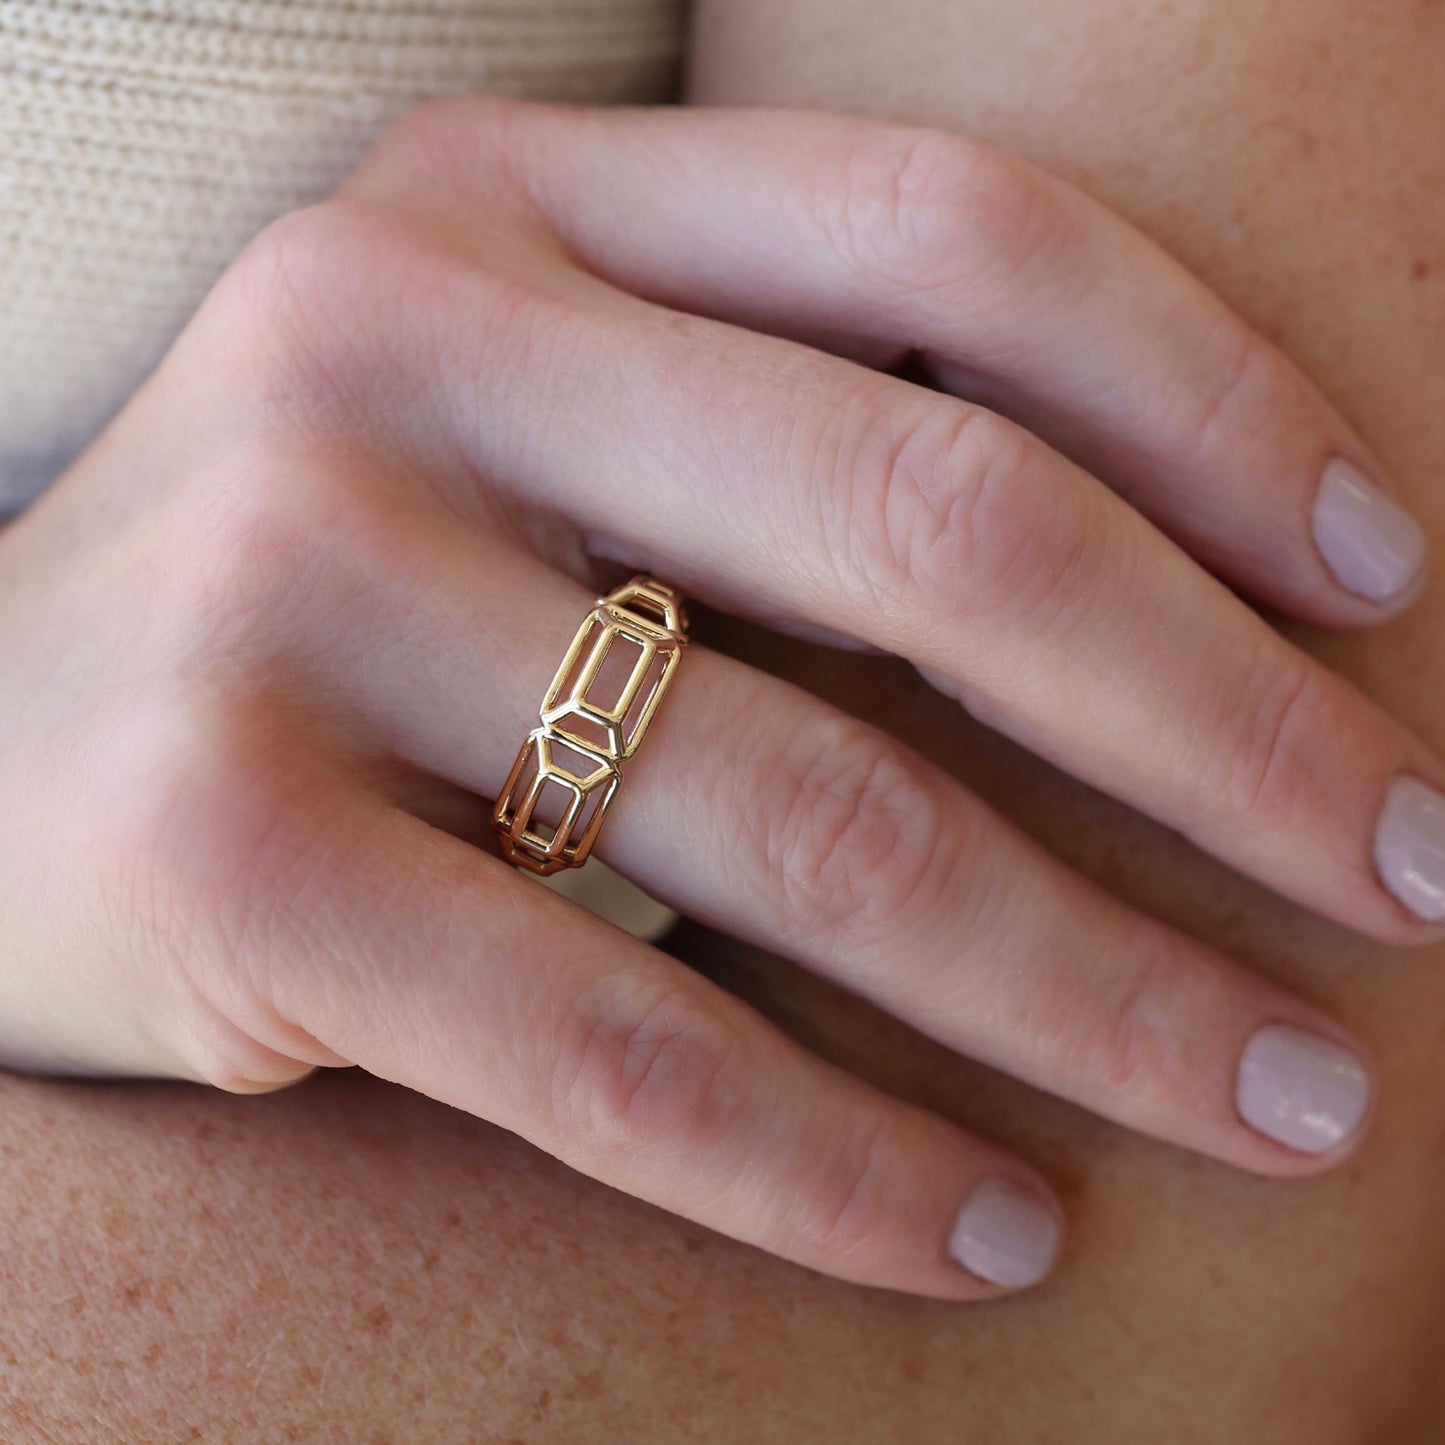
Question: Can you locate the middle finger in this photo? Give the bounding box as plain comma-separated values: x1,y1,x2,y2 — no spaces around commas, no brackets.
416,282,1445,946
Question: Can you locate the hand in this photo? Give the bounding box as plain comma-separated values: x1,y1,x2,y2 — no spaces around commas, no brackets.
3,100,1440,1299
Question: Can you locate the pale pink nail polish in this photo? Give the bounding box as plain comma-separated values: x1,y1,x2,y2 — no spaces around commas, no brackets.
1313,458,1427,602
1236,1025,1371,1154
1375,776,1445,922
948,1179,1061,1289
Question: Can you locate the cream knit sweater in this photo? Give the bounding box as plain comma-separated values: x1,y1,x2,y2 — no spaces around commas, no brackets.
0,0,684,512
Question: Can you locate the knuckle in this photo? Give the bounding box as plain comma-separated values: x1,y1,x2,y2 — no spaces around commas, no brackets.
1090,931,1237,1104
557,975,750,1154
1014,923,1203,1102
173,449,392,645
839,395,1093,631
1171,324,1286,470
935,427,1111,642
831,397,993,611
1089,934,1189,1097
787,1109,897,1262
91,688,339,1074
205,197,557,474
209,203,390,423
1215,649,1334,823
758,714,950,946
99,686,314,923
208,199,477,435
823,125,1065,295
345,93,540,204
866,403,996,609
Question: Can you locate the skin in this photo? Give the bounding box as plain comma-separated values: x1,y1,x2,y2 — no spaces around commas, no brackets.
2,95,1428,1296
3,0,1445,1440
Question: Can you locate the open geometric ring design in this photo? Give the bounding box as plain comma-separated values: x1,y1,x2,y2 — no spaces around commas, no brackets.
493,576,690,876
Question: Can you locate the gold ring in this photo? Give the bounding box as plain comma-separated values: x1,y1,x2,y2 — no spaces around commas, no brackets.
493,576,689,876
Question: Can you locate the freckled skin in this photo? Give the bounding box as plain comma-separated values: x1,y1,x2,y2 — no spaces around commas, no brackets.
4,2,1445,1440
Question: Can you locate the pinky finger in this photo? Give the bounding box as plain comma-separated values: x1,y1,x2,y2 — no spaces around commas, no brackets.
264,799,1064,1298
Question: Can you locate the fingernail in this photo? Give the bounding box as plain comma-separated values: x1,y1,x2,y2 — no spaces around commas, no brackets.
1375,776,1445,922
1236,1024,1371,1154
1313,458,1427,603
948,1179,1061,1289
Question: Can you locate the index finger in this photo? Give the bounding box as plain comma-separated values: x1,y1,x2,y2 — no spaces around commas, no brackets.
347,98,1427,624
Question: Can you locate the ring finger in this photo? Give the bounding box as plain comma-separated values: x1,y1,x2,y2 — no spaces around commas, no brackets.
333,515,1378,1176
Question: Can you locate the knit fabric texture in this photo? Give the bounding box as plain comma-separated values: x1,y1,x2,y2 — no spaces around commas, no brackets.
0,0,684,510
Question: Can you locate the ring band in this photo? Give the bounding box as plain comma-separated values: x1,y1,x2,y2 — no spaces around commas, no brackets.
493,576,690,876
